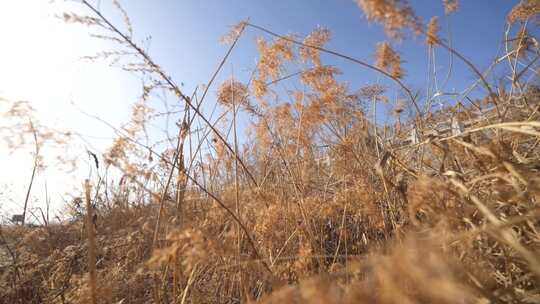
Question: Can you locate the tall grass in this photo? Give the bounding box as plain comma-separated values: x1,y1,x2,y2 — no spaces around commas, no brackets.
1,0,540,303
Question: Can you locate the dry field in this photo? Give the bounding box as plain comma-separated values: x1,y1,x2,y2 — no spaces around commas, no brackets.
1,0,540,303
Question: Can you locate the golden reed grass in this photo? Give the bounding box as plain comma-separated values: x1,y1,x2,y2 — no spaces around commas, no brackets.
1,1,540,303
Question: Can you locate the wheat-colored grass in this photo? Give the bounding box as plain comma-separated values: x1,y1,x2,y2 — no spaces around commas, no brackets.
1,1,540,303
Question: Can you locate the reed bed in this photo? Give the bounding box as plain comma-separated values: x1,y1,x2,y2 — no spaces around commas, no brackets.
1,0,540,303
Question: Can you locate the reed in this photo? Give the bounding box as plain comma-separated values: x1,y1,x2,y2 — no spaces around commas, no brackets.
1,1,540,303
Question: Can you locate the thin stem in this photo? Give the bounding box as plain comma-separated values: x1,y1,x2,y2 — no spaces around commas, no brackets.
231,74,241,257
22,119,39,226
84,180,98,304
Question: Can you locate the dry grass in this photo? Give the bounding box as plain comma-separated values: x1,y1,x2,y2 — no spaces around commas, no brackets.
1,0,540,303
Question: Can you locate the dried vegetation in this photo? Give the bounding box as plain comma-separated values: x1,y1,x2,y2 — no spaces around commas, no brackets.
1,0,540,303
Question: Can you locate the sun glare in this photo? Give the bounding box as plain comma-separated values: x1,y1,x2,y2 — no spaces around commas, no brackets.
0,0,133,214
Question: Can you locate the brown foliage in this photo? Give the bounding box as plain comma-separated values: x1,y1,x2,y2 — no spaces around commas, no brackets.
2,1,540,303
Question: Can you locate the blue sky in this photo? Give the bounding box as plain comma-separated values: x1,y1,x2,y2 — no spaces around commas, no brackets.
0,0,525,220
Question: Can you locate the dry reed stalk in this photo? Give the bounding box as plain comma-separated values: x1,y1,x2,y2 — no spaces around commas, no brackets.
180,265,198,304
84,179,97,304
151,89,196,252
151,125,183,249
175,112,191,223
229,75,244,294
245,22,422,115
21,119,39,226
